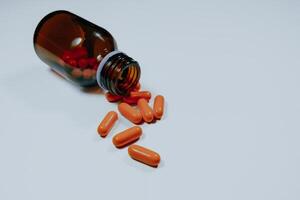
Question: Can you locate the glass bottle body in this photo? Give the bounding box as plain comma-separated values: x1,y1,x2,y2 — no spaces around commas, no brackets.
34,10,140,95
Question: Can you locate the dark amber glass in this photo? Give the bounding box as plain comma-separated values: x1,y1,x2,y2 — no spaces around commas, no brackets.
34,10,140,96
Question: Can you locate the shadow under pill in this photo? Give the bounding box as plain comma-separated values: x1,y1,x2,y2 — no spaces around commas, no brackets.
157,159,165,169
107,143,118,153
123,155,158,173
160,99,168,120
139,133,146,141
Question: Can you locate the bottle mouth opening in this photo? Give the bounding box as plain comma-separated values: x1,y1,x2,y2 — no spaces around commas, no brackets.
114,62,140,96
96,51,140,96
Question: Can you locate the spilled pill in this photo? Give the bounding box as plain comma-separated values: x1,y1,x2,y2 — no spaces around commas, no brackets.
122,96,139,105
137,98,154,122
105,92,122,102
97,111,118,137
113,126,142,148
118,103,142,124
128,144,160,167
122,96,149,105
153,95,164,119
130,91,151,101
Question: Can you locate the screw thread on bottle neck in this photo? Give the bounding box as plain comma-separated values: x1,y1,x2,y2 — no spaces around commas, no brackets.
96,51,140,96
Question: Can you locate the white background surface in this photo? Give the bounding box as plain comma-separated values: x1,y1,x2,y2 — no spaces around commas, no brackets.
0,0,300,199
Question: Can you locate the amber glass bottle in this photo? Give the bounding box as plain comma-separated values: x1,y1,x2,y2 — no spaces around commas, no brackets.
34,10,140,96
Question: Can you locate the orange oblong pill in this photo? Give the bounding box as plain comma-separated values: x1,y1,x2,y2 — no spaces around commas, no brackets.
137,98,154,123
97,111,118,137
128,145,161,167
113,126,142,148
105,92,122,102
130,91,151,101
118,103,142,124
153,95,164,119
122,96,149,105
122,96,139,105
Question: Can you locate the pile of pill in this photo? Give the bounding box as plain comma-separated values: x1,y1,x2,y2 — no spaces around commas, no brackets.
60,47,99,80
97,84,164,168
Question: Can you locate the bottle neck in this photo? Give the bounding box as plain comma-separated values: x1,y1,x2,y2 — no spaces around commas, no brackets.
96,51,141,96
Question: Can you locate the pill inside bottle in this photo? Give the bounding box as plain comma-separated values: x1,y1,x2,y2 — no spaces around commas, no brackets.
34,10,141,96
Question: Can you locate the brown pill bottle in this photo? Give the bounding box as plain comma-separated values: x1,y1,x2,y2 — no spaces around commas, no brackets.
34,10,140,96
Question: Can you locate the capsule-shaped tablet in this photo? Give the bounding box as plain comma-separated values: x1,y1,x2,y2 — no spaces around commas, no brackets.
122,96,138,105
78,58,88,68
91,69,97,76
113,126,142,148
153,95,165,119
118,103,142,124
130,91,151,101
128,145,160,167
105,92,122,102
66,59,77,68
82,69,93,79
97,111,118,137
87,58,97,66
72,47,88,59
122,96,149,105
71,68,82,78
62,50,73,61
137,98,154,123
